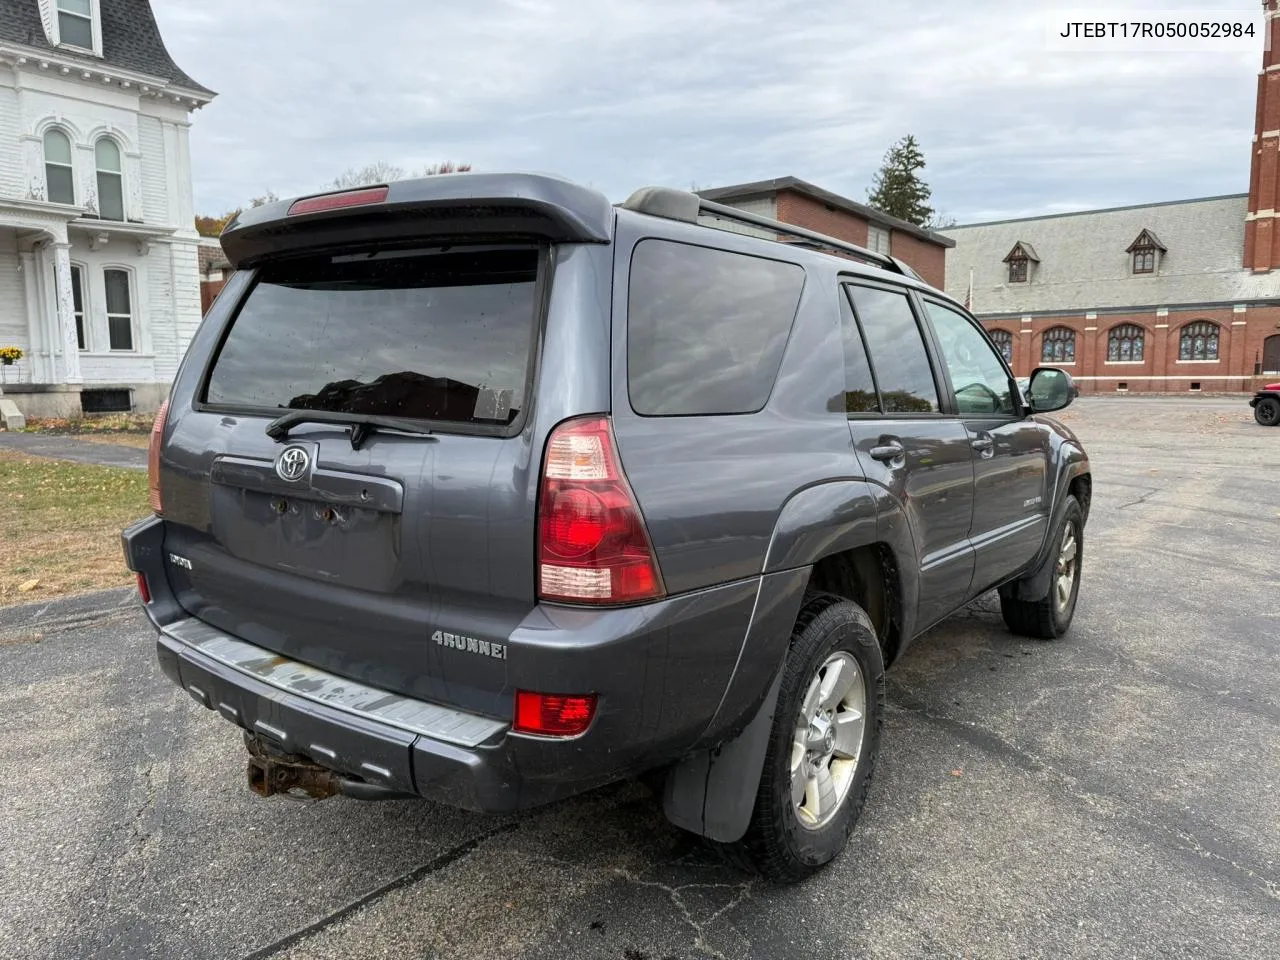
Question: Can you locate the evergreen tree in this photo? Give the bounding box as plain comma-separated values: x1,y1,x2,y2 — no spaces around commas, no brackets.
866,135,934,226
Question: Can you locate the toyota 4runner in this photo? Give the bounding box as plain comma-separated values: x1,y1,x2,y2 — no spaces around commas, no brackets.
123,174,1091,882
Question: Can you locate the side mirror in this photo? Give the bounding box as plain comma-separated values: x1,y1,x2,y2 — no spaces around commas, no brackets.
1027,367,1075,413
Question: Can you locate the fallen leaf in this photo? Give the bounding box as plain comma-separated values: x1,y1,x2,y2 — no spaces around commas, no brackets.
950,769,964,777
18,578,40,592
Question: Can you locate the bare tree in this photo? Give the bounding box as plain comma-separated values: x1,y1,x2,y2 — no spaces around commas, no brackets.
421,161,472,176
332,161,407,189
332,161,472,189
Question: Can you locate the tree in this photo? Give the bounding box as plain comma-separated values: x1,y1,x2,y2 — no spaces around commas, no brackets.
194,211,236,237
331,160,472,189
194,191,280,237
926,210,957,231
866,135,934,227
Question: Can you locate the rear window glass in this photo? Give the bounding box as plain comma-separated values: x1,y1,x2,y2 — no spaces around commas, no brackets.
205,247,540,428
627,239,804,416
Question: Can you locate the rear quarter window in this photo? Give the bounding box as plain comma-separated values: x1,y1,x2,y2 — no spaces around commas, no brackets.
204,246,541,430
626,239,805,416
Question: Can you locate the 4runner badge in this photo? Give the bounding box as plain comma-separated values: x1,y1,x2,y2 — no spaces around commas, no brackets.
432,630,507,660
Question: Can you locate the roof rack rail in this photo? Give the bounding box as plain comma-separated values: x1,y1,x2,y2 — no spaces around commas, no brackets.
619,186,922,281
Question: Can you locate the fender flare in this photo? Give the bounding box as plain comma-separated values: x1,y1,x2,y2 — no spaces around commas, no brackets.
1002,449,1090,602
663,479,902,843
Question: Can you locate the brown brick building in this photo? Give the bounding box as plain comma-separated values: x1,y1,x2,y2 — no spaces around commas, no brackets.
197,238,231,314
943,1,1280,394
697,177,954,289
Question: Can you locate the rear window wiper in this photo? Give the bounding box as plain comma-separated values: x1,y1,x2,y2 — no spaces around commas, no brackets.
265,409,439,450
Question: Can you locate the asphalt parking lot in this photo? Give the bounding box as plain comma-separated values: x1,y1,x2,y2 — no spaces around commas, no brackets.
1,396,1276,960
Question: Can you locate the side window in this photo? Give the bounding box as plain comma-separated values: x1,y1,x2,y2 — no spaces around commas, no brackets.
845,284,940,413
627,240,804,416
924,300,1016,416
838,288,879,413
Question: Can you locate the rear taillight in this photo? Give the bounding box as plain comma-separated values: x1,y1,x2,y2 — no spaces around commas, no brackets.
136,573,151,605
513,691,597,737
287,186,389,216
537,416,664,605
148,399,168,514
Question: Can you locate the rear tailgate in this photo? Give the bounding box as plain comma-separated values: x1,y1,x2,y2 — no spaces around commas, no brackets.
155,188,597,720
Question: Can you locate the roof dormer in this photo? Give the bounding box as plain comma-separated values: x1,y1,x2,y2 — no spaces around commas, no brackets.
39,0,104,58
1126,228,1166,275
1002,241,1039,284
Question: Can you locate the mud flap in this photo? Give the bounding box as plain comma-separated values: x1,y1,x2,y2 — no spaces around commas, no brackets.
662,666,785,843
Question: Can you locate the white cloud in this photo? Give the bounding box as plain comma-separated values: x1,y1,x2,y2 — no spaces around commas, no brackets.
153,0,1263,220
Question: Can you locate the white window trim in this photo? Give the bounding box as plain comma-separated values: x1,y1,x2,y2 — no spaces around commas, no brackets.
1174,359,1222,364
867,224,891,256
93,137,126,222
101,266,137,353
46,0,104,57
1103,360,1146,365
69,260,88,351
42,127,76,206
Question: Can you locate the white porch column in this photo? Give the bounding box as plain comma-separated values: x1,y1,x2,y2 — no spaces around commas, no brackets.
50,241,82,384
18,249,55,383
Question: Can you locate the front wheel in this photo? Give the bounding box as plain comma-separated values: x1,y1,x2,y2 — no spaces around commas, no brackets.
729,593,885,883
1000,495,1084,639
1255,397,1280,426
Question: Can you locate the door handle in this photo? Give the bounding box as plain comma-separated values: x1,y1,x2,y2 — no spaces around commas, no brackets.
971,435,995,458
869,440,905,463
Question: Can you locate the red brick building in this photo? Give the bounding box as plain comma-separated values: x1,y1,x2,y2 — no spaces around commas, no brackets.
697,177,954,289
197,238,231,314
943,1,1280,394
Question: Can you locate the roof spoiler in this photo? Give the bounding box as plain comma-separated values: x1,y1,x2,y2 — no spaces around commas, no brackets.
219,173,614,269
619,185,922,280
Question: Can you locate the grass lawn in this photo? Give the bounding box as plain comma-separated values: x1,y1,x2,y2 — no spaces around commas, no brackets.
22,413,153,450
0,451,149,605
81,434,151,450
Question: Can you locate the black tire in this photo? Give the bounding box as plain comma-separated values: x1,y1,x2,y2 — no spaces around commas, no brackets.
728,593,885,883
1000,495,1084,640
1255,397,1280,427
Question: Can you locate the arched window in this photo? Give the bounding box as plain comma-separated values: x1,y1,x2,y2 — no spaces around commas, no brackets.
43,129,74,205
1107,323,1145,362
1179,321,1219,361
1041,326,1076,363
989,328,1013,362
95,138,124,221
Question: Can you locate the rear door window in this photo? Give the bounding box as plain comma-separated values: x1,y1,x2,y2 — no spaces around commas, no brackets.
844,284,940,414
204,246,541,431
627,239,805,416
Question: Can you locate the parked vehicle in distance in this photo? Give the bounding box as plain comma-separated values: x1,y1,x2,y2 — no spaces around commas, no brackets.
123,174,1091,882
1250,382,1280,426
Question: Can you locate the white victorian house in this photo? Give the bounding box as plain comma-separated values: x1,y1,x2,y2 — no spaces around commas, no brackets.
0,0,213,421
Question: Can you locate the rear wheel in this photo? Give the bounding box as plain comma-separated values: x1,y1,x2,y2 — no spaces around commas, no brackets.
1255,396,1280,426
1000,495,1083,640
729,593,884,883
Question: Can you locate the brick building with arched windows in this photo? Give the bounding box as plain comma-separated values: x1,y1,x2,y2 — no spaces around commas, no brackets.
942,2,1280,394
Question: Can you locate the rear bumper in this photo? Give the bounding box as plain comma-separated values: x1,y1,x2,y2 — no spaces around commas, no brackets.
124,515,804,812
154,619,533,810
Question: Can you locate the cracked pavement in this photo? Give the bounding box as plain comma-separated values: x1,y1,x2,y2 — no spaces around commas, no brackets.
0,396,1277,959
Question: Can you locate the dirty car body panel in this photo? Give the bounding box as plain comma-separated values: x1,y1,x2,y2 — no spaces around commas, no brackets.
124,174,1089,838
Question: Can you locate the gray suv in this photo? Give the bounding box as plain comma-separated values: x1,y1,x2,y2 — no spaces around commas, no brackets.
123,174,1091,882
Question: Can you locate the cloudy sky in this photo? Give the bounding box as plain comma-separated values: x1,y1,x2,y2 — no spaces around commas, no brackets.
153,0,1263,225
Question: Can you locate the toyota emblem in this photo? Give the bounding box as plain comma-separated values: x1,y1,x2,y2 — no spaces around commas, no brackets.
275,445,310,482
